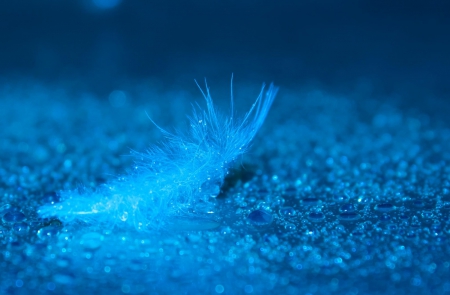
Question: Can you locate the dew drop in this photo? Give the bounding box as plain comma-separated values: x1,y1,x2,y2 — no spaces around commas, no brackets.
339,203,356,213
413,200,425,207
2,211,26,223
387,223,398,231
220,226,232,235
80,232,104,250
279,207,296,217
335,224,346,233
399,213,409,220
351,229,364,236
247,210,273,226
421,210,434,218
333,194,348,202
302,198,320,206
442,202,450,210
0,204,13,215
53,273,74,285
37,226,60,240
357,196,373,204
308,212,325,222
284,223,297,230
271,196,285,207
306,228,320,238
256,202,272,212
379,213,391,222
338,212,360,221
263,234,279,244
431,225,442,236
375,203,396,212
13,222,30,235
406,230,416,239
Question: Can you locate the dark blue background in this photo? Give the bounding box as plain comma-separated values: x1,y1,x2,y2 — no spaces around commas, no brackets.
1,0,449,101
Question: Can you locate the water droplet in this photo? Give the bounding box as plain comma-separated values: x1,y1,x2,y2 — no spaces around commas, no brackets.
431,225,442,236
435,236,447,244
413,200,425,207
263,234,279,244
256,202,272,212
399,213,409,220
279,207,296,217
215,284,225,294
305,228,320,238
308,212,325,222
80,232,104,250
53,273,74,285
284,223,297,230
410,222,421,229
357,196,373,204
338,212,360,221
351,229,364,236
375,203,396,212
42,192,61,204
335,224,346,233
333,194,348,202
361,221,373,230
2,211,26,223
406,230,416,239
442,202,450,210
220,226,232,235
0,204,13,215
271,196,285,207
247,210,273,226
387,223,398,231
379,213,391,222
37,226,60,240
421,210,434,218
58,232,73,243
302,197,320,206
186,233,201,243
339,203,356,213
13,222,29,235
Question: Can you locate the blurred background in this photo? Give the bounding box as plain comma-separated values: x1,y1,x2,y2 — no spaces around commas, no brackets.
1,0,449,103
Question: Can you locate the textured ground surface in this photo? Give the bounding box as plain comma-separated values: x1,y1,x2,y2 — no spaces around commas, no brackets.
1,80,450,294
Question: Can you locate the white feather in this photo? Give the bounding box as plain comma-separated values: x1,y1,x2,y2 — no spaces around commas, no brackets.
38,81,278,231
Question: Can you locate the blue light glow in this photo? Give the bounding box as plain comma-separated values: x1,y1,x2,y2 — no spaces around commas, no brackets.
92,0,121,9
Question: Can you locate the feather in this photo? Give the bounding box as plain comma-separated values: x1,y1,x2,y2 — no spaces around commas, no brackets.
38,81,278,231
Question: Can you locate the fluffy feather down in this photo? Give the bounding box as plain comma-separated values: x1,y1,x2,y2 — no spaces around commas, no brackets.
39,81,278,230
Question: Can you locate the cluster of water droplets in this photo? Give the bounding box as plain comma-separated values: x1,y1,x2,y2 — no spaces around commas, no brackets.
1,84,450,294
